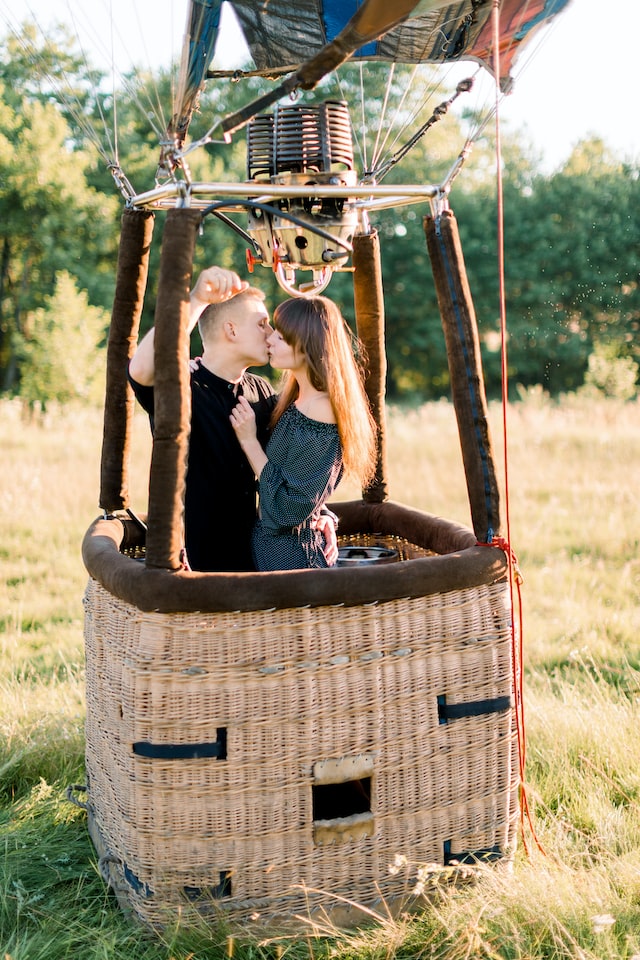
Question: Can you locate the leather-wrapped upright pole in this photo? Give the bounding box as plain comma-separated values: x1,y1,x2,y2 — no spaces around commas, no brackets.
145,208,201,570
99,207,155,514
352,229,389,503
424,208,501,542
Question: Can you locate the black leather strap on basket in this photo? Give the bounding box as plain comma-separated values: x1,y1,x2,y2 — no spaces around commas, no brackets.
132,729,227,760
438,694,512,724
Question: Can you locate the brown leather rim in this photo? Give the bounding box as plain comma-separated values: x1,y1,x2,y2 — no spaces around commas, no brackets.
82,499,508,614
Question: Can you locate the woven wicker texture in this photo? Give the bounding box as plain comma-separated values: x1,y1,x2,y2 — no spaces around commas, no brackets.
84,537,518,928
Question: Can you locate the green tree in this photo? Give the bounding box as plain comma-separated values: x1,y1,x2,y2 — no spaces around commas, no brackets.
424,138,640,398
3,25,638,403
357,111,500,399
580,341,638,401
19,271,108,411
0,60,119,393
0,22,101,122
495,140,640,393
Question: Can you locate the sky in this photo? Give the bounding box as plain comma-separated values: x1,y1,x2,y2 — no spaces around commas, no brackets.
5,0,639,172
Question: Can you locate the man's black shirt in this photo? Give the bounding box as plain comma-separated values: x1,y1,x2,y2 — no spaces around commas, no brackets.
129,360,276,572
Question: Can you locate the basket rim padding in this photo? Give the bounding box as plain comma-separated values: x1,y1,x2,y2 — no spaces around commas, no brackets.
82,499,507,614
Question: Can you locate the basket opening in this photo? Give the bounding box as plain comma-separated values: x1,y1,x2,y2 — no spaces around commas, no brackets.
184,871,233,901
312,777,371,821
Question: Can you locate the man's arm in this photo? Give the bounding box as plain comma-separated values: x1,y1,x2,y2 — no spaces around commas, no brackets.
128,266,249,386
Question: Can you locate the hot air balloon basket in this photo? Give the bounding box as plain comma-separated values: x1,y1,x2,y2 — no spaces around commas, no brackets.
82,540,519,930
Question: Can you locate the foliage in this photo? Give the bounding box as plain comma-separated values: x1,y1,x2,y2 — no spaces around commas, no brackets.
441,140,640,399
0,22,103,131
508,141,639,391
18,271,108,412
0,26,638,405
0,31,119,395
580,341,638,401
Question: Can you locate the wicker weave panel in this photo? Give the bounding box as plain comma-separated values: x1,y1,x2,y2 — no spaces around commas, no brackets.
84,561,518,928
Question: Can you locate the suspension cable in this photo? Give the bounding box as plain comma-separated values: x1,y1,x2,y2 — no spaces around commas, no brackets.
368,76,474,182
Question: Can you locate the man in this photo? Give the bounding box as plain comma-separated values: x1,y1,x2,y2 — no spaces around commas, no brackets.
128,265,337,572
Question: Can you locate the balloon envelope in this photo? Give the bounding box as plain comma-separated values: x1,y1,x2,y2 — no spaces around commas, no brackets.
206,0,571,78
172,1,571,161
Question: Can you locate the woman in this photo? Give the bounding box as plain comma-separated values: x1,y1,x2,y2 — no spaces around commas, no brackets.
230,296,376,571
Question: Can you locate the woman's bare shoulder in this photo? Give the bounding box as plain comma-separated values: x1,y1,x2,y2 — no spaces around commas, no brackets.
296,393,336,424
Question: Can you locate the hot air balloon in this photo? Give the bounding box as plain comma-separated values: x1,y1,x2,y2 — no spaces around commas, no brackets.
10,0,569,929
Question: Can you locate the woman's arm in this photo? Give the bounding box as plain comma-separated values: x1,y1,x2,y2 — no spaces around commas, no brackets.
232,396,342,536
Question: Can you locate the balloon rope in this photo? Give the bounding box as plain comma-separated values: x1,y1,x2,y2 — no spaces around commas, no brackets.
369,62,396,173
108,0,119,165
358,63,368,174
491,0,544,859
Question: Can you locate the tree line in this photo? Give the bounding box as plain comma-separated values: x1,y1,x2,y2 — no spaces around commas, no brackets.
1,25,638,409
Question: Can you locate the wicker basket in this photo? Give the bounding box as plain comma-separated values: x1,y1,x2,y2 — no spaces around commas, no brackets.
90,207,516,930
83,533,518,929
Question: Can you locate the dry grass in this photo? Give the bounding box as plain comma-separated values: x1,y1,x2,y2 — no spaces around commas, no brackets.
1,394,640,959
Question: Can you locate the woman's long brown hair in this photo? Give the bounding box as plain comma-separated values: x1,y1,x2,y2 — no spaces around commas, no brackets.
269,297,377,487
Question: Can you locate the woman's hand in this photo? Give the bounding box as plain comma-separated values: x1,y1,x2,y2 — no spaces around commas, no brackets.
230,396,268,478
314,514,339,566
230,395,257,444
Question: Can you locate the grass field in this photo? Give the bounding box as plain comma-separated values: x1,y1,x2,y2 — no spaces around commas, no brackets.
1,395,639,959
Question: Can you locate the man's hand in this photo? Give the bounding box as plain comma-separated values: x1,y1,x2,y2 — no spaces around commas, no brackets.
130,266,250,387
191,266,249,315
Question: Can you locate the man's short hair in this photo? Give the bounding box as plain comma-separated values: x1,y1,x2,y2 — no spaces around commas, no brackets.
198,286,266,342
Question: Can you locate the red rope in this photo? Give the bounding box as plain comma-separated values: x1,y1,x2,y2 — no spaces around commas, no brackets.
476,537,542,854
488,0,544,858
